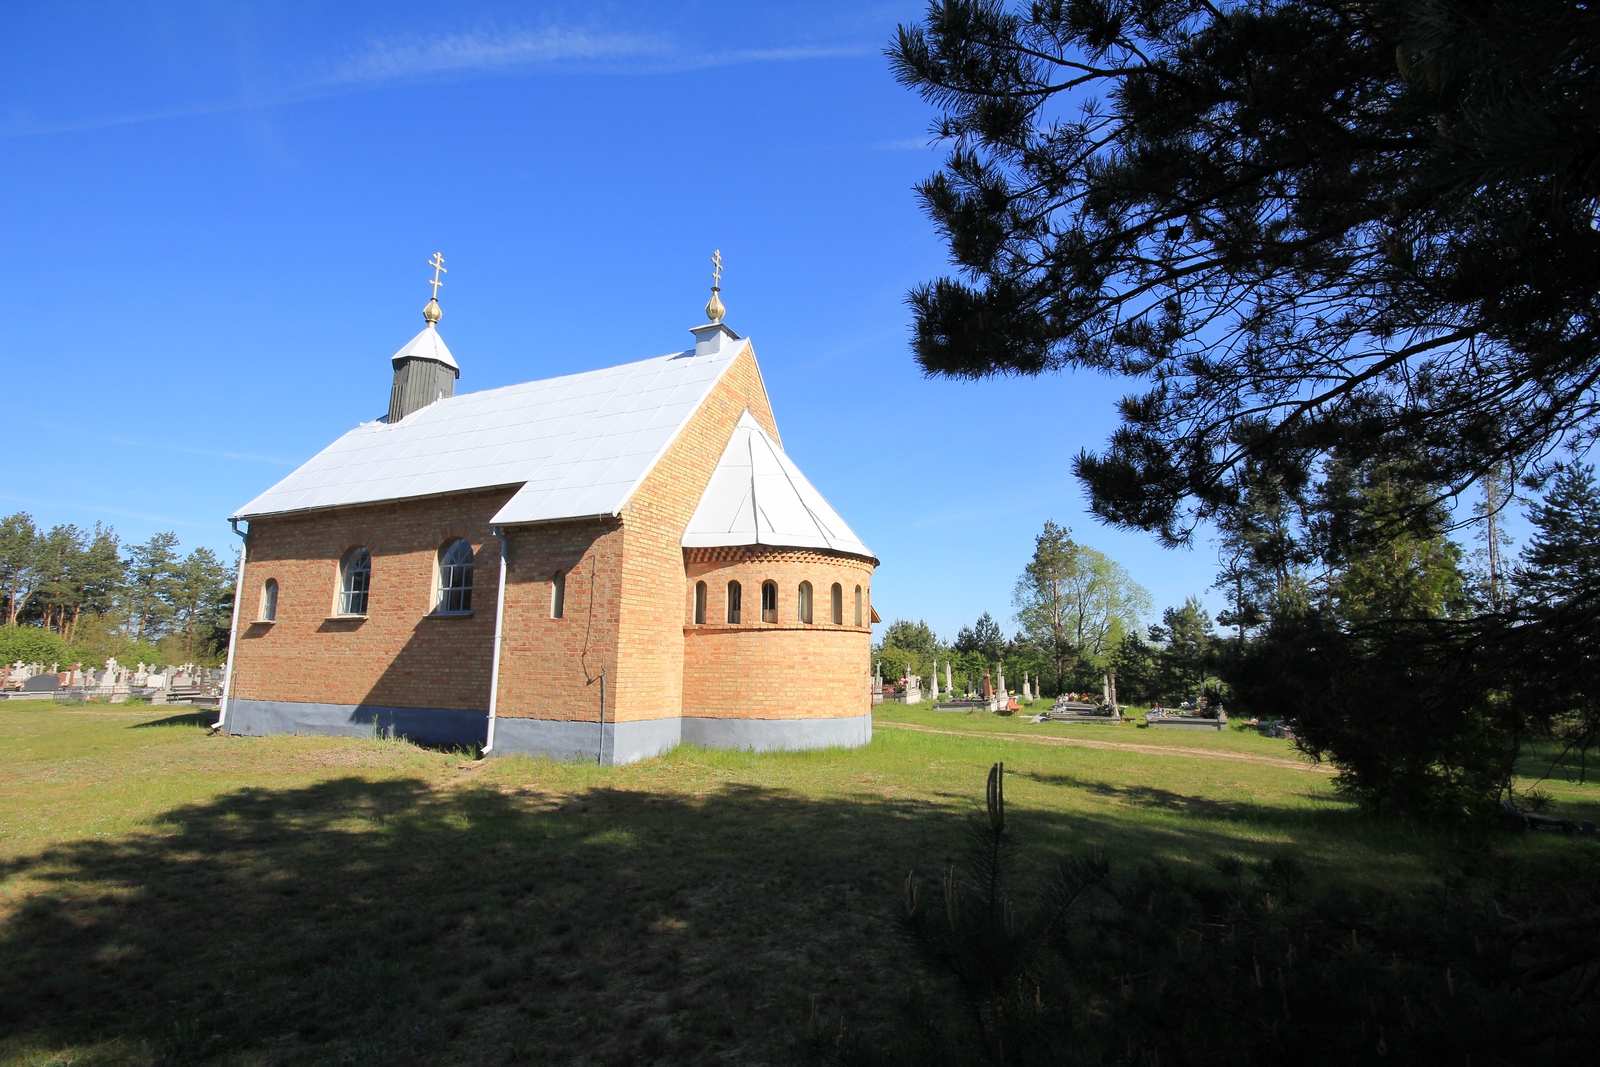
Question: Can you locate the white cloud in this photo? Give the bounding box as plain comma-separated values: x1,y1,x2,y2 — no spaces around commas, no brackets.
326,26,665,86
0,25,878,140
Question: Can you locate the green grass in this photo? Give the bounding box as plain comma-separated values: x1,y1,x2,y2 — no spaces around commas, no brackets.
2,703,1596,1066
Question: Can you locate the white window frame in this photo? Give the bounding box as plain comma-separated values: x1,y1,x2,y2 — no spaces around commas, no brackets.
436,539,474,614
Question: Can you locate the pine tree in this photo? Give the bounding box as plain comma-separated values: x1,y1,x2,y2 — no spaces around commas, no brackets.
1148,598,1217,703
1011,521,1077,685
125,531,180,644
890,1,1600,543
1514,463,1600,608
0,513,41,627
954,612,1005,662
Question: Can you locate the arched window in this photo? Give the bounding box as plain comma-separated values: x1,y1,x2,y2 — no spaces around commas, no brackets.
830,582,843,625
436,539,473,614
694,580,707,624
727,580,742,623
761,580,778,623
798,581,814,624
259,578,278,622
337,548,370,616
551,570,566,619
854,585,863,627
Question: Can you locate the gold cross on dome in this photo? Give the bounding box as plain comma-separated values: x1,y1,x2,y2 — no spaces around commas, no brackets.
427,252,447,299
711,249,722,289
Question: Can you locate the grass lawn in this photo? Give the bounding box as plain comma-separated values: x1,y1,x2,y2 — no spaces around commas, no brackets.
2,702,1597,1066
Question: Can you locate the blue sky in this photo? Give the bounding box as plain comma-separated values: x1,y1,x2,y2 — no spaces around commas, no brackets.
1,0,1232,641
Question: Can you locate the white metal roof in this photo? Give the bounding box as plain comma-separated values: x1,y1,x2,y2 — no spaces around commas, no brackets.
682,411,875,560
391,324,458,371
233,337,751,522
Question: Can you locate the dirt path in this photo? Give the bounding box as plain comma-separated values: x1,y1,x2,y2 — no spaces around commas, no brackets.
878,721,1328,772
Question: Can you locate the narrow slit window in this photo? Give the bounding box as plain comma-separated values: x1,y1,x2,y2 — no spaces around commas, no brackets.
727,580,742,623
337,548,370,616
436,539,474,613
260,578,278,622
694,580,707,624
854,585,863,627
551,570,566,619
830,582,843,625
761,580,777,623
798,581,813,624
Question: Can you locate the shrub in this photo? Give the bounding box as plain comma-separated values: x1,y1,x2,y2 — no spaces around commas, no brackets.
816,765,1600,1065
0,625,73,667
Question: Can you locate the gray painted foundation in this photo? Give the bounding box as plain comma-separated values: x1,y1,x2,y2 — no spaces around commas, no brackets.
489,712,873,765
226,699,488,748
680,712,872,753
488,716,683,765
226,699,872,766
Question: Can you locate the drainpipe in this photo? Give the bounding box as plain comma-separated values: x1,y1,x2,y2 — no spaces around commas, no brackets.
597,666,607,766
483,527,509,755
215,519,249,731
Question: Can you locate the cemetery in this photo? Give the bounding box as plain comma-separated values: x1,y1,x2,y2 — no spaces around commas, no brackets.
3,659,223,708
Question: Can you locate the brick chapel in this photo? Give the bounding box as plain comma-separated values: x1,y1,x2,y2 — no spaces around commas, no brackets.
220,256,879,764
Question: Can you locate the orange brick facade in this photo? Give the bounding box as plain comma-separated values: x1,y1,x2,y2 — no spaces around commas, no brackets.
233,487,514,711
682,547,874,721
226,341,877,759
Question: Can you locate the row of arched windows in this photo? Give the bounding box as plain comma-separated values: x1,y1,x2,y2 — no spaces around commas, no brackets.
693,579,864,627
256,541,569,622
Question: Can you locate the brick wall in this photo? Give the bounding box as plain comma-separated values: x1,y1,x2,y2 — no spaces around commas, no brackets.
682,547,875,720
492,517,623,723
608,343,780,723
232,487,516,711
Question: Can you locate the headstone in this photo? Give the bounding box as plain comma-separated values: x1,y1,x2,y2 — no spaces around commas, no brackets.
929,659,940,700
904,670,922,705
21,674,59,692
1022,671,1032,701
997,665,1007,697
945,662,953,695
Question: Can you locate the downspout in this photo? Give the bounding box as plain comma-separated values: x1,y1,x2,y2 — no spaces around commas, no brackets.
215,518,249,731
597,666,607,766
483,527,509,755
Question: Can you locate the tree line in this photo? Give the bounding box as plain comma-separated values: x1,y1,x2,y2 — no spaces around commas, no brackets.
875,518,1222,705
0,512,235,668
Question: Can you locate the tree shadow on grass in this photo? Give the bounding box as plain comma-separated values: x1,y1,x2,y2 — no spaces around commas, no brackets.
0,767,1438,1067
0,776,977,1066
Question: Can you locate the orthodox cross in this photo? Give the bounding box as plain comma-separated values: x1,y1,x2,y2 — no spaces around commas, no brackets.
427,252,447,299
711,249,722,289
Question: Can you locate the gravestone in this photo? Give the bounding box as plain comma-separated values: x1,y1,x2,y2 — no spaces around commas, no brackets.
21,674,59,692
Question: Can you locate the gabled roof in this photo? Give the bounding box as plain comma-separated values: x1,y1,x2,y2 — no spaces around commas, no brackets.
391,324,458,371
683,411,875,561
233,337,752,523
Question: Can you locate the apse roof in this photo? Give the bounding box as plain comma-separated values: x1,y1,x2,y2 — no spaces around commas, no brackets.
232,335,753,523
682,411,875,561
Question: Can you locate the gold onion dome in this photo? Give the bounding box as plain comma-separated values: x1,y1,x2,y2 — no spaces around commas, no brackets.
422,297,442,326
